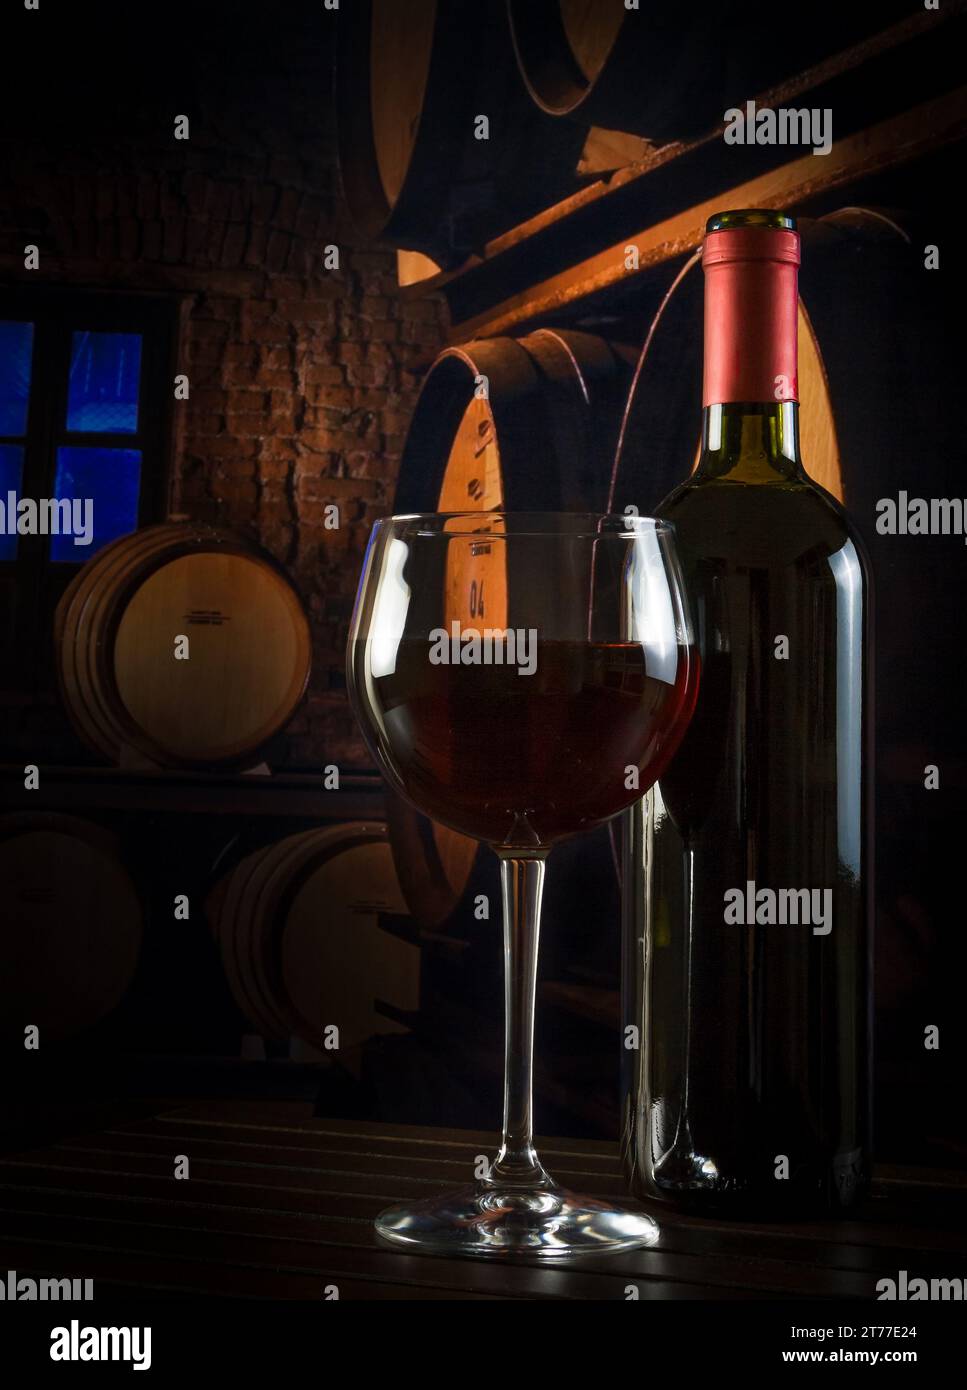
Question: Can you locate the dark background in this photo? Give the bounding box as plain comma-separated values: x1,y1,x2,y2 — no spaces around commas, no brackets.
0,0,964,1177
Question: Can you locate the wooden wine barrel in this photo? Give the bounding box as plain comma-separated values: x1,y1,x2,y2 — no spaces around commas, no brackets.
395,329,633,514
55,522,311,770
507,1,912,144
609,208,925,518
396,328,633,643
335,0,587,267
214,823,419,1053
0,814,141,1041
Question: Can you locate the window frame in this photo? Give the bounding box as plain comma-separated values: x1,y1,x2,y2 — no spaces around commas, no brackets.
0,285,179,694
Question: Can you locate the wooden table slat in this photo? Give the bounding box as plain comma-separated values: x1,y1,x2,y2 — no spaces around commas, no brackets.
2,1103,962,1300
0,1202,904,1299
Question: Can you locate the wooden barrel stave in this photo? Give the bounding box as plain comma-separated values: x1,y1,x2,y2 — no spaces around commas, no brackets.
57,523,214,760
336,0,475,256
336,0,588,266
71,525,205,761
55,527,164,758
216,824,418,1054
282,833,413,1052
241,827,368,1043
217,839,285,1041
508,0,722,141
0,815,141,1041
508,1,915,144
395,329,632,514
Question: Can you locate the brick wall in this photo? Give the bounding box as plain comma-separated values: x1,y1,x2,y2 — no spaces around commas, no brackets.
0,0,449,770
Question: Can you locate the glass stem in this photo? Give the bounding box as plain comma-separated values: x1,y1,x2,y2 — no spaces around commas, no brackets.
490,852,552,1188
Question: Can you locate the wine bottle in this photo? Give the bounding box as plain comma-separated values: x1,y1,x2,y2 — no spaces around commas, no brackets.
622,209,872,1213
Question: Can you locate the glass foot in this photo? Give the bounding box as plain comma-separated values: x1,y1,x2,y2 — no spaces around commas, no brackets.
375,1182,659,1258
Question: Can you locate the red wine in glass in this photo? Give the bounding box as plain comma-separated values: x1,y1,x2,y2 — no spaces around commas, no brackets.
366,637,696,848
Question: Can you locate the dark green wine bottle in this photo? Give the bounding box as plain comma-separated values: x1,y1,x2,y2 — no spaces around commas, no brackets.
623,210,873,1214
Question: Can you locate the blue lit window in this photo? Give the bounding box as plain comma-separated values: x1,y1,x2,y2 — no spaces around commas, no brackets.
0,321,34,435
0,291,173,693
66,330,142,433
51,446,142,563
0,444,24,562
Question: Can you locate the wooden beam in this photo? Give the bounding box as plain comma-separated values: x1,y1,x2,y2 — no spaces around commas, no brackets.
451,87,967,341
403,2,962,308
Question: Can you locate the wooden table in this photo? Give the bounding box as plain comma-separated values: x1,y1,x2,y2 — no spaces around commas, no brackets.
0,1101,963,1301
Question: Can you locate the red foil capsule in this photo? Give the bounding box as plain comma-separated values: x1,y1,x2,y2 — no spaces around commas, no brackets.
702,225,801,407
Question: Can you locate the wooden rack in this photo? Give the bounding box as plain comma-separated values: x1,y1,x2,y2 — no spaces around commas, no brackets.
401,7,966,338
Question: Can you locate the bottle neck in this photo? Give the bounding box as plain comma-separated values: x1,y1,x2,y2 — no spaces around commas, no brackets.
699,222,802,484
696,401,804,483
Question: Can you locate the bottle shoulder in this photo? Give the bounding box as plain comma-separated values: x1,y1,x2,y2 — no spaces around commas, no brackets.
659,474,868,572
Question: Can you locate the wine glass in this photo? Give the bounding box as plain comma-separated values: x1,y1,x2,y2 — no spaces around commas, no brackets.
347,512,697,1256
